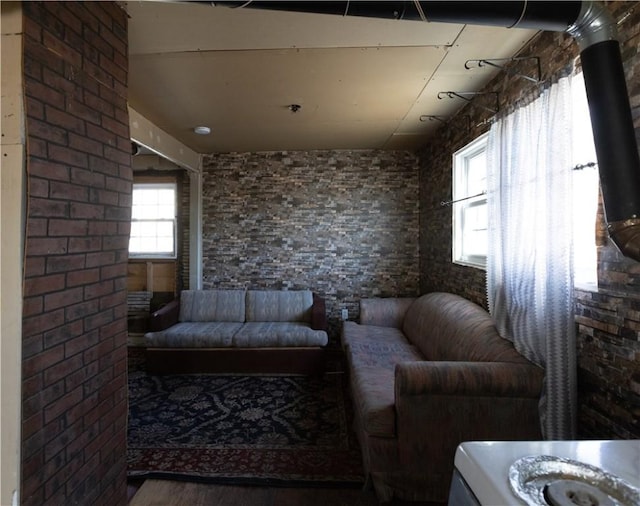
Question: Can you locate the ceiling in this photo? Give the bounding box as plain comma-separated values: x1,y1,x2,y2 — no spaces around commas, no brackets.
126,1,539,154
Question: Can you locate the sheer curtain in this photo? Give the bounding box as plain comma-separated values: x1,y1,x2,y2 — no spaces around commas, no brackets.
486,75,577,440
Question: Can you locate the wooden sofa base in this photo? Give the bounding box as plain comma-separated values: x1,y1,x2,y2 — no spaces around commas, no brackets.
146,347,326,375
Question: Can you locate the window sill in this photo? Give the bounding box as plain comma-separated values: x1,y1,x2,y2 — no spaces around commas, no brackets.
128,257,177,262
574,281,598,293
453,259,487,271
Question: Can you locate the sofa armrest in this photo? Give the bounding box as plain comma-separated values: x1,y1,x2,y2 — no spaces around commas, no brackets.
311,293,327,331
395,361,543,399
149,298,180,332
359,297,416,328
393,360,543,500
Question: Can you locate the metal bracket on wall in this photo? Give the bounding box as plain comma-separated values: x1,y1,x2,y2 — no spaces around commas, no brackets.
419,114,471,132
572,161,598,171
437,91,499,114
464,57,542,84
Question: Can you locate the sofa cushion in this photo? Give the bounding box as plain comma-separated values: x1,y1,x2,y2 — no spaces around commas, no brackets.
145,321,244,347
343,326,422,440
232,322,328,347
350,366,396,438
343,323,423,369
347,339,422,370
403,292,530,364
341,321,408,351
246,290,313,323
179,290,245,322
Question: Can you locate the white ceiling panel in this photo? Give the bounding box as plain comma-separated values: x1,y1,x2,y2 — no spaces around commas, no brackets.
126,1,539,153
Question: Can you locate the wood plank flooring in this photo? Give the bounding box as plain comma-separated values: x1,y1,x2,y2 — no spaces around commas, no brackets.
128,480,445,506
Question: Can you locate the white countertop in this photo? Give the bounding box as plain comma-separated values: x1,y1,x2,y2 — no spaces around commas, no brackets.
454,440,640,505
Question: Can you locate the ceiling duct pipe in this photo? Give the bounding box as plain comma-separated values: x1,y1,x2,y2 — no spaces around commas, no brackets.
212,1,582,29
214,1,640,261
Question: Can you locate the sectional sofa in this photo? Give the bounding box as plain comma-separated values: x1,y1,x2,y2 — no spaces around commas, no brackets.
144,289,328,374
341,292,544,502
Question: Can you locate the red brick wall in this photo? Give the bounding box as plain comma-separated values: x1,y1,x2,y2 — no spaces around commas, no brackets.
21,2,130,504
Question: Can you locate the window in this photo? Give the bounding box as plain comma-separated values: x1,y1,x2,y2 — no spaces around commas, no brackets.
129,182,177,258
450,73,598,284
571,72,598,288
452,133,488,269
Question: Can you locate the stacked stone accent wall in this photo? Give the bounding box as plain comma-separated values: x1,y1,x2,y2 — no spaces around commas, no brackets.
201,150,420,339
418,1,640,438
21,2,130,504
575,286,640,438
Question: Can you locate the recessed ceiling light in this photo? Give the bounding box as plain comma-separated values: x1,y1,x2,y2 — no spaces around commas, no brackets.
194,126,211,135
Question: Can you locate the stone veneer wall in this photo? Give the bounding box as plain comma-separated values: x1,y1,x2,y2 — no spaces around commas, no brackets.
21,2,130,504
201,150,420,340
418,1,640,438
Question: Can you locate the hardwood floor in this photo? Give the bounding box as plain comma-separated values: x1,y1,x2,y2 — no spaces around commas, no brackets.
128,479,446,506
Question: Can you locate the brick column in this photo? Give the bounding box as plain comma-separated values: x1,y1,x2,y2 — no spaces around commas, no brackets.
21,2,131,504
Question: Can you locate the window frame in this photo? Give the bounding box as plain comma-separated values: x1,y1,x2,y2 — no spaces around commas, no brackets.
128,181,178,259
452,133,488,269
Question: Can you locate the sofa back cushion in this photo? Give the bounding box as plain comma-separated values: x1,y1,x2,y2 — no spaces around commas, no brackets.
403,292,530,364
179,290,246,322
360,297,416,328
246,290,313,323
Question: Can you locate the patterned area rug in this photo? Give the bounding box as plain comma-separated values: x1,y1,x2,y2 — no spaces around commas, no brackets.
127,349,364,487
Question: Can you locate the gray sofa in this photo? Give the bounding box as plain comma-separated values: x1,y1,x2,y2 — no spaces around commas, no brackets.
341,292,544,503
145,289,328,374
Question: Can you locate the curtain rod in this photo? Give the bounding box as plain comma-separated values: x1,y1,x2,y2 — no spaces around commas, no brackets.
440,191,486,207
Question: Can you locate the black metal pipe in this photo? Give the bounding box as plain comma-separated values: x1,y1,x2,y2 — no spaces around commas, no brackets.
580,40,640,259
581,41,640,224
567,2,640,261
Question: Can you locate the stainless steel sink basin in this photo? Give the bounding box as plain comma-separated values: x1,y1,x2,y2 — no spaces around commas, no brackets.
508,455,640,506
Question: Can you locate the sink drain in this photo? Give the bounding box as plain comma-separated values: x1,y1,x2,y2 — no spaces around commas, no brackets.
544,479,617,506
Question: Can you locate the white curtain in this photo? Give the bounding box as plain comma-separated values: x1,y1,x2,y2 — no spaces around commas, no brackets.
486,75,577,440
